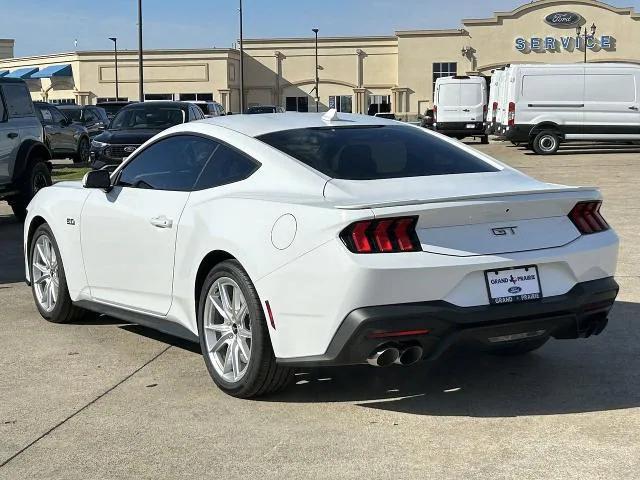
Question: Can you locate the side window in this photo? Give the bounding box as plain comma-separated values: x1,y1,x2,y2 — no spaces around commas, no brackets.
3,84,34,117
84,109,96,123
50,107,66,124
194,143,259,190
117,135,218,191
38,106,53,124
0,92,5,121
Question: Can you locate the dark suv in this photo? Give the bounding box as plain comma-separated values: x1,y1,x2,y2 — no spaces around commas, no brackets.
34,102,91,164
0,78,52,220
57,104,109,137
90,101,202,169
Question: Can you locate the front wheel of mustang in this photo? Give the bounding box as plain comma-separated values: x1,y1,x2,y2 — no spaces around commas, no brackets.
198,260,292,398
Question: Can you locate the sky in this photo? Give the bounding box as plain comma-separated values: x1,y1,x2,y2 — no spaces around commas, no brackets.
3,0,640,57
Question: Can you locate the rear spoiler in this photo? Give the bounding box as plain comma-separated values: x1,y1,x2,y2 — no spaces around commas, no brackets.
333,186,600,210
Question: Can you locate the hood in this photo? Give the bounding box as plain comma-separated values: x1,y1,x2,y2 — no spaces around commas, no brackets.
94,129,161,145
323,169,589,209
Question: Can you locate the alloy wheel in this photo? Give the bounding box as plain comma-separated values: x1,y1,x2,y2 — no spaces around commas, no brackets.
539,135,556,152
33,171,49,194
32,234,59,312
203,277,252,383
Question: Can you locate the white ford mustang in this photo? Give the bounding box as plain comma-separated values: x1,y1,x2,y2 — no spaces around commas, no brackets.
24,111,619,398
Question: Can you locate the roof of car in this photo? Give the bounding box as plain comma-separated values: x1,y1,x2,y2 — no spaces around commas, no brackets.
121,100,190,110
194,112,397,137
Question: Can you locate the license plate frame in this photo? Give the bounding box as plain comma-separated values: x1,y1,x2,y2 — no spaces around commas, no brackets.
484,265,543,305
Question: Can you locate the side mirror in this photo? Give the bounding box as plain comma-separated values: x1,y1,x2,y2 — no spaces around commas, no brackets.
82,170,111,190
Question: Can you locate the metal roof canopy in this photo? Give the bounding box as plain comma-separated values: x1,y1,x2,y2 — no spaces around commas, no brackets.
31,64,72,79
6,67,39,79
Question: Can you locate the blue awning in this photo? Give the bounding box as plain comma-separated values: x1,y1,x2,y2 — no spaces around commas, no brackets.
6,67,39,79
0,70,8,77
31,64,72,79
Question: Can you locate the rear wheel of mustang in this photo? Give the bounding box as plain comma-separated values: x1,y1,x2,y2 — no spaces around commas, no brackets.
488,336,549,356
198,260,292,398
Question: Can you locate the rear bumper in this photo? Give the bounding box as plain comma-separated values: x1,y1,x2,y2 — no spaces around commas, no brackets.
505,124,534,143
434,121,486,137
277,277,618,366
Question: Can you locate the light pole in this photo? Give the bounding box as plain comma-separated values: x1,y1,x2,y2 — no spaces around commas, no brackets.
312,28,319,112
138,0,144,101
108,37,119,100
239,0,245,113
576,23,597,63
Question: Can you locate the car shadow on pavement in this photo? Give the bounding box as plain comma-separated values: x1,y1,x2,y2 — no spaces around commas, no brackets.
525,147,640,156
264,300,640,417
0,214,25,285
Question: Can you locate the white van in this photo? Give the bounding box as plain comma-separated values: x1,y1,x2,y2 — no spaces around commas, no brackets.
505,63,640,154
487,68,506,134
434,75,489,143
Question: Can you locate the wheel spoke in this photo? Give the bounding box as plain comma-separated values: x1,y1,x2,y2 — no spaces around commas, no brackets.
237,337,250,363
219,284,233,319
208,331,233,354
237,326,251,339
208,293,230,322
205,323,231,333
33,262,48,275
46,280,53,309
230,339,240,380
34,273,50,285
36,244,49,267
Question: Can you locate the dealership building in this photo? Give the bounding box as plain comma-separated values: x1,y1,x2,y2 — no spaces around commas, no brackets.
1,0,639,118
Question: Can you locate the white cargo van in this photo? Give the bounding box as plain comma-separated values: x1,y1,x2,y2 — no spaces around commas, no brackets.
487,68,505,134
505,63,640,154
434,75,489,143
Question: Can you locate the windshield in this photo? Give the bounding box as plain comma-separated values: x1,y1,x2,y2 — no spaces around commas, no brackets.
100,104,126,116
110,106,186,130
258,125,497,180
60,108,82,121
246,106,276,114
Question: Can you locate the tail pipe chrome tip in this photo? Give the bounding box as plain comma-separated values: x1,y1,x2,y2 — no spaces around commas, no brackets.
366,347,400,367
394,345,424,366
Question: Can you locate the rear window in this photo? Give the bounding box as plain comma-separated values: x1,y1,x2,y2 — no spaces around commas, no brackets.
460,84,482,105
258,125,498,180
437,84,458,106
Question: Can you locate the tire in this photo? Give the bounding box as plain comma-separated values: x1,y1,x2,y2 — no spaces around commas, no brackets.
74,137,90,164
10,160,52,221
488,336,549,356
198,260,292,398
481,135,489,145
29,223,86,323
532,131,560,155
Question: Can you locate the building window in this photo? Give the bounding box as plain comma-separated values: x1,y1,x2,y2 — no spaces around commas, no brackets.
179,93,214,101
144,93,174,101
367,95,391,115
96,97,128,103
329,95,352,113
433,62,457,89
49,99,76,105
285,96,308,112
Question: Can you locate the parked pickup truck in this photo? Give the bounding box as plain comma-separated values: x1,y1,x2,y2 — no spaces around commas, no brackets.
0,78,52,220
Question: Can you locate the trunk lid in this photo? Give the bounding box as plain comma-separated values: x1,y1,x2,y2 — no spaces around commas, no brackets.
324,171,597,256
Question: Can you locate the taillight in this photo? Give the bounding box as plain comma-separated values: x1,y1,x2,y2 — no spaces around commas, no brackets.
492,101,498,122
483,104,488,121
508,102,515,127
568,201,609,234
433,105,437,122
340,217,421,254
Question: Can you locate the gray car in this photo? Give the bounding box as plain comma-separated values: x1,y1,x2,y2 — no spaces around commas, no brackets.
34,102,91,164
0,78,52,220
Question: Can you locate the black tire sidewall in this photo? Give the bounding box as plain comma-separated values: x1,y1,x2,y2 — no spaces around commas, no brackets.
75,137,89,163
197,260,273,396
29,224,73,322
533,131,559,155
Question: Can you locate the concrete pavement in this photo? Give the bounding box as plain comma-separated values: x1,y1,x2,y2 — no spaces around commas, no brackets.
0,140,638,479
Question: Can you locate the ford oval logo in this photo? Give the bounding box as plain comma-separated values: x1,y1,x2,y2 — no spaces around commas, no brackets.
508,286,522,294
123,146,137,153
544,12,583,28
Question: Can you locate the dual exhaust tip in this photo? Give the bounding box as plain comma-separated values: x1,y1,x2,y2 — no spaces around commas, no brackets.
367,344,423,367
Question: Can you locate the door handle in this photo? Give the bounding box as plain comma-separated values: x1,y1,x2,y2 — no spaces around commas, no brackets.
629,106,639,111
149,215,173,229
7,132,18,139
462,109,470,112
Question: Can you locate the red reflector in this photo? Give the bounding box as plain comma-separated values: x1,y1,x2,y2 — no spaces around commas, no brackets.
394,218,417,251
569,201,609,235
373,219,394,252
369,329,430,339
265,301,275,329
351,221,372,253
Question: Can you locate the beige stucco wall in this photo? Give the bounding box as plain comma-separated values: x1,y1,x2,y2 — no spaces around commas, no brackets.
0,39,14,60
